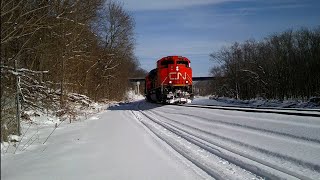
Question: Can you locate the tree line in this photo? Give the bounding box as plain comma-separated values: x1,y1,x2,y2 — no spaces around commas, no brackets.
1,0,146,142
207,27,320,100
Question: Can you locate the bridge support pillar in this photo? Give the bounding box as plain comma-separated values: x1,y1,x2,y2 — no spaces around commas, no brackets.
135,81,140,95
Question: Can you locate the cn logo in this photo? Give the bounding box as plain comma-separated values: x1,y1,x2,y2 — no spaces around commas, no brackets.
169,72,186,80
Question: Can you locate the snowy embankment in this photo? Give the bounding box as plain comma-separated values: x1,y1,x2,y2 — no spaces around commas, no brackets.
1,91,143,155
1,93,106,155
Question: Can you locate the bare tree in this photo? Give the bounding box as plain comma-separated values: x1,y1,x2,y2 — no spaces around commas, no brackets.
89,0,136,100
1,0,142,142
209,27,320,100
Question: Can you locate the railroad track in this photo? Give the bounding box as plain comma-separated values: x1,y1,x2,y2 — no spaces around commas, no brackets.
176,104,320,117
133,101,320,180
186,103,320,112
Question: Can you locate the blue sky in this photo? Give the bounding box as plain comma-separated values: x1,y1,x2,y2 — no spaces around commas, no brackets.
121,0,320,76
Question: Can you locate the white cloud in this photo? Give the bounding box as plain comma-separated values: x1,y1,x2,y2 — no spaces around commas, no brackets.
121,0,240,11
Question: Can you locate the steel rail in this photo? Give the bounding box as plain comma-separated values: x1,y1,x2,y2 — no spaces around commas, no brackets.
175,104,320,117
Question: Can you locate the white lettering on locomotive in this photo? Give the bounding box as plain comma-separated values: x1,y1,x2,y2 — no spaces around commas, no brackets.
169,72,187,80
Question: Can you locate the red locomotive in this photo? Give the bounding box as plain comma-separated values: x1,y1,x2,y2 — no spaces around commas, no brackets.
145,56,193,104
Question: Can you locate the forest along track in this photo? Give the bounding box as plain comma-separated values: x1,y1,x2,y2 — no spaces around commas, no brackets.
133,101,320,180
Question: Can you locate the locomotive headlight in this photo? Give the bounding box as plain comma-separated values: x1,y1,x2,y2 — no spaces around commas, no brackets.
186,81,188,84
176,66,179,71
169,81,172,84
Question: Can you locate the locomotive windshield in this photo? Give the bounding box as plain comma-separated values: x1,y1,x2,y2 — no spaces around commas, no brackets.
161,60,174,68
177,60,189,67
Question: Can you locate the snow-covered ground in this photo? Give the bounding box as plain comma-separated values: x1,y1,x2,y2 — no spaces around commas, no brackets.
136,100,320,179
1,93,210,180
2,95,320,179
1,103,210,180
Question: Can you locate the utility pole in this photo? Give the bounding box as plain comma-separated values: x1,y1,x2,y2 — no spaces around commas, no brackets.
15,59,21,136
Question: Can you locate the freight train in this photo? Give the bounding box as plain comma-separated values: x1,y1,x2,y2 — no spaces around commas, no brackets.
145,56,193,104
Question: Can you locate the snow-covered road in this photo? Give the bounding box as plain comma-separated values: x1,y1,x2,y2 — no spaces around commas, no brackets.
2,100,320,180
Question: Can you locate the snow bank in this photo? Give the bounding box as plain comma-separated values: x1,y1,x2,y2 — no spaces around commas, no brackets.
2,91,145,155
1,93,108,155
125,90,145,102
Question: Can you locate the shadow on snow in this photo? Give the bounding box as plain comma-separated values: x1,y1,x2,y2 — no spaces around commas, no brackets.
107,100,163,111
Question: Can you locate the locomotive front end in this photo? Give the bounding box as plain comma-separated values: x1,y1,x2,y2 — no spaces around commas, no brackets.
145,56,194,104
158,56,193,104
